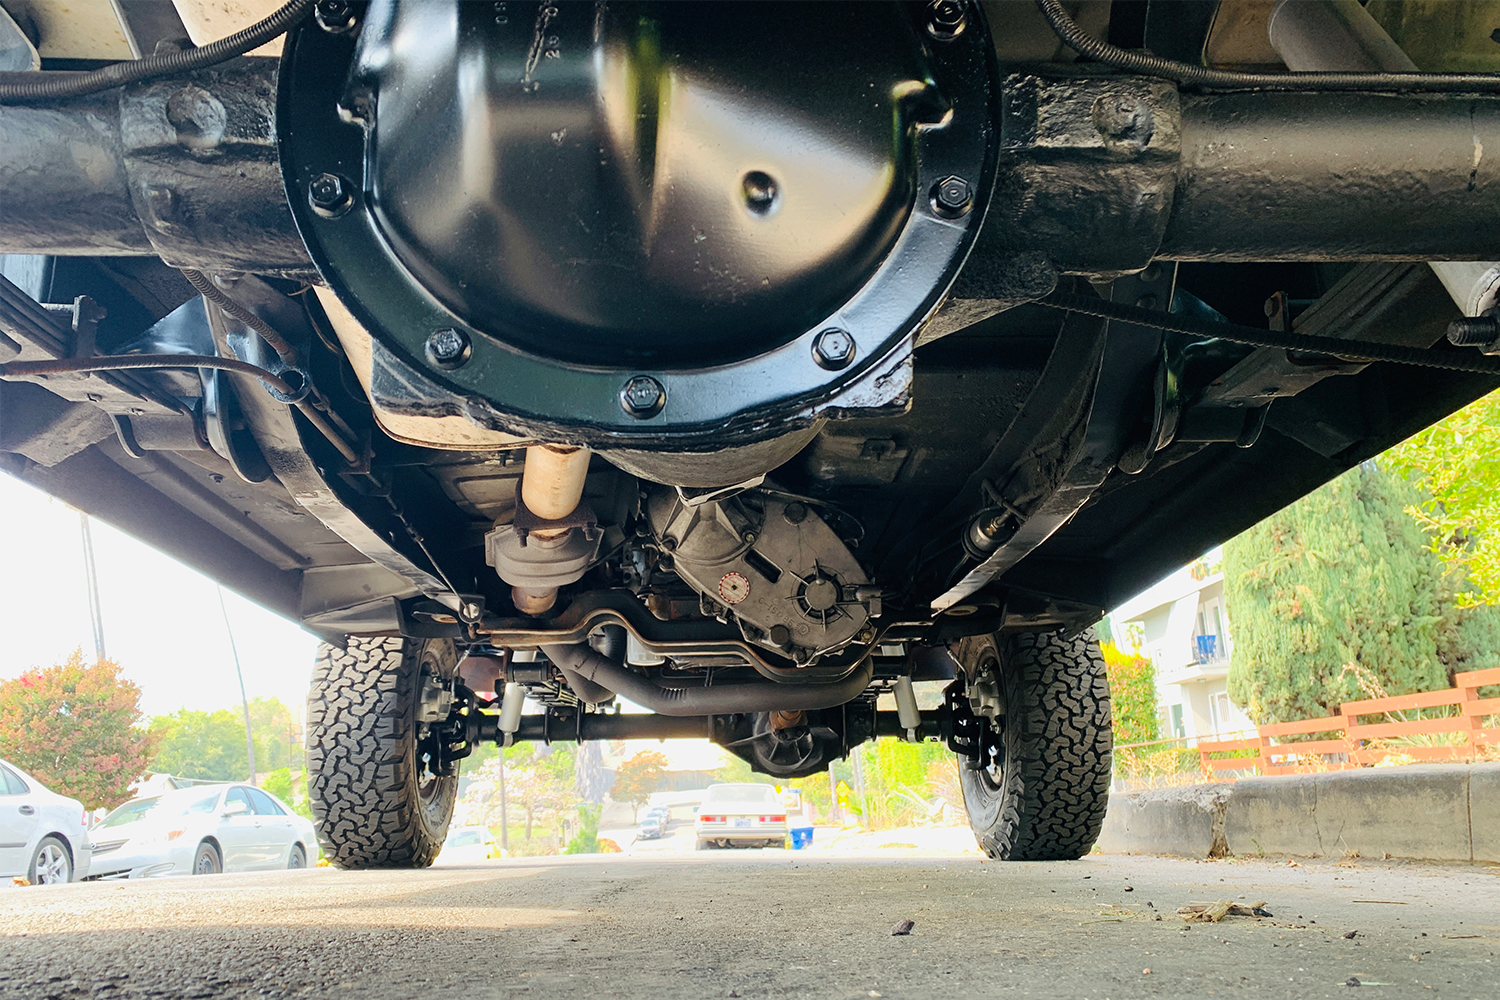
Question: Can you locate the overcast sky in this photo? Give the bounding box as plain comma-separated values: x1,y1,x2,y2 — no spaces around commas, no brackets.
0,472,321,720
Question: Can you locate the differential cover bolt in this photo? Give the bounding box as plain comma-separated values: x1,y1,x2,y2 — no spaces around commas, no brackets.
927,0,967,40
813,329,856,370
620,375,666,418
425,327,471,369
315,0,358,33
308,172,353,217
933,175,972,217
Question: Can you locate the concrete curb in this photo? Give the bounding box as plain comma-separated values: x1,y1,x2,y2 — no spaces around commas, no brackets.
1096,762,1500,863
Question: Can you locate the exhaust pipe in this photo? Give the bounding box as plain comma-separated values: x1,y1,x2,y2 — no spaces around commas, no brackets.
541,643,874,716
1267,0,1500,316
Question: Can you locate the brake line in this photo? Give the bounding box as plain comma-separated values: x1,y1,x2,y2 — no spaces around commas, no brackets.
1033,0,1500,93
1038,292,1500,376
0,0,314,102
0,353,298,393
179,270,301,366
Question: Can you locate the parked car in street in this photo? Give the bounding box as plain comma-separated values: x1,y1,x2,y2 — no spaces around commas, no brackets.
88,784,315,878
695,784,788,850
0,759,91,885
636,815,665,841
435,826,500,865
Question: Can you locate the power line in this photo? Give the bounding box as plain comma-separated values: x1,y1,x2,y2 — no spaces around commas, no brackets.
216,585,257,786
78,512,106,662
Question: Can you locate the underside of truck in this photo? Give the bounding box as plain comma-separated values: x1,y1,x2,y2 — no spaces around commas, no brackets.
3,0,1499,863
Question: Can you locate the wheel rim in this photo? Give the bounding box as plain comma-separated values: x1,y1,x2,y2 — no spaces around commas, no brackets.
196,848,217,874
289,847,305,869
36,844,69,884
414,648,456,830
973,653,1008,790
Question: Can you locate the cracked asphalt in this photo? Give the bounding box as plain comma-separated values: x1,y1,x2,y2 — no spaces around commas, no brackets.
1,853,1497,999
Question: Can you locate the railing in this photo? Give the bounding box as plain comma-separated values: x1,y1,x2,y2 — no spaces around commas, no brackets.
1197,667,1500,780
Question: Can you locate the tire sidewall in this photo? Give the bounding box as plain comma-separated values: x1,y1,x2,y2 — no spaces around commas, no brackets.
193,841,222,875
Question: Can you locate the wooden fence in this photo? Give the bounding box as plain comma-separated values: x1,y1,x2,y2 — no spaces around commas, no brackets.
1197,667,1500,780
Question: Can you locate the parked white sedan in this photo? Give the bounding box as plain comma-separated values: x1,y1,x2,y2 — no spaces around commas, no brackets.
88,783,315,878
0,758,92,885
694,783,788,849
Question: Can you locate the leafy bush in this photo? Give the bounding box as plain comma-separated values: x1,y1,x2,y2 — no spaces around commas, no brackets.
1099,640,1159,746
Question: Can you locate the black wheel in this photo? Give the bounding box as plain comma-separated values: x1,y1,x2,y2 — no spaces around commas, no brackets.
954,629,1112,861
192,841,222,875
28,836,72,885
287,843,307,869
307,636,459,869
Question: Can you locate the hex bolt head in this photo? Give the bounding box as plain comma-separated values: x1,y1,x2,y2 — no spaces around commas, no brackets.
620,375,666,418
460,602,482,622
932,175,972,217
813,328,855,370
315,0,358,33
425,327,471,369
308,172,353,218
926,0,967,39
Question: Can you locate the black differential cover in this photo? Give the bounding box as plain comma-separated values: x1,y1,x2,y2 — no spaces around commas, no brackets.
361,2,928,367
280,0,994,441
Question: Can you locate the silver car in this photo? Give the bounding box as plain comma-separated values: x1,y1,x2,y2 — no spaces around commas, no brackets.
694,784,788,850
88,784,315,878
0,759,92,885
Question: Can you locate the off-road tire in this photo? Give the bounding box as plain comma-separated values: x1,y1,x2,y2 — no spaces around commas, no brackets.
955,629,1112,861
307,636,459,869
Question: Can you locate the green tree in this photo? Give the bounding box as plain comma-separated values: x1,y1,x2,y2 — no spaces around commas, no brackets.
0,649,155,810
1099,641,1159,745
246,697,301,773
1383,389,1500,606
563,804,601,854
611,750,669,822
261,766,313,820
147,698,304,782
1223,463,1458,723
147,708,251,780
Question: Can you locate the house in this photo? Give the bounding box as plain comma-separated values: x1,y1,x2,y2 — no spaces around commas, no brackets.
1106,556,1254,744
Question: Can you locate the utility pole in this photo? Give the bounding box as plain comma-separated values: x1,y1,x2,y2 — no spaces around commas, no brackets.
78,512,106,662
216,585,257,785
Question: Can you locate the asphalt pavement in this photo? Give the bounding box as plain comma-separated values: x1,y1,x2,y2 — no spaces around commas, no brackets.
2,851,1497,999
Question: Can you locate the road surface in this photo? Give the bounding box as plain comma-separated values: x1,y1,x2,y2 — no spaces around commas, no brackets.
2,852,1496,999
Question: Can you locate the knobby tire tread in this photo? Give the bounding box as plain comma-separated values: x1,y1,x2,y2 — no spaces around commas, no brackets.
306,636,454,869
958,629,1113,861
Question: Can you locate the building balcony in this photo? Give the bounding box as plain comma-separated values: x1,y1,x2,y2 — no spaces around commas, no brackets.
1194,634,1229,665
